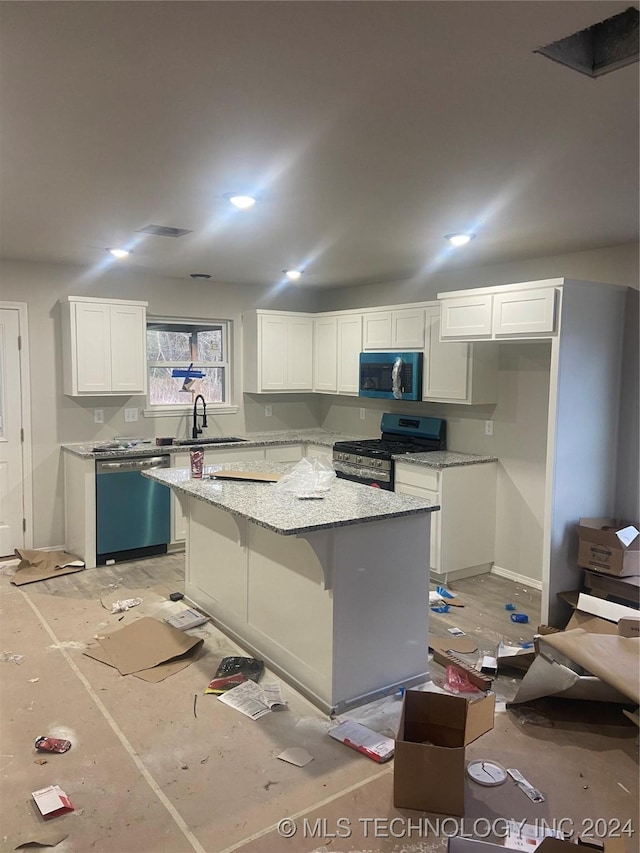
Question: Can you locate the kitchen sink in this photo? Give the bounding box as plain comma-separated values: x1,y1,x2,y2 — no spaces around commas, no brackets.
174,437,247,445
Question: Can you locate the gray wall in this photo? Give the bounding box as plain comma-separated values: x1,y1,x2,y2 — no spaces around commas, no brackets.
1,240,638,582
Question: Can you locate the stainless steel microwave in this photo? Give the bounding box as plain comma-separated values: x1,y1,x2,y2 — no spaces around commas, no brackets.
358,352,423,400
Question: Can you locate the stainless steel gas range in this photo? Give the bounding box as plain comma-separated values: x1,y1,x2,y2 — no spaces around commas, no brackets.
332,413,446,490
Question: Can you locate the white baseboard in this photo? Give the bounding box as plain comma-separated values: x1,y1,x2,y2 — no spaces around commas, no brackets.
491,564,543,590
432,563,492,584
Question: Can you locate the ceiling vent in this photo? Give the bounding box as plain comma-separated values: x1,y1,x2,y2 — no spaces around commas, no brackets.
535,6,639,77
136,224,193,238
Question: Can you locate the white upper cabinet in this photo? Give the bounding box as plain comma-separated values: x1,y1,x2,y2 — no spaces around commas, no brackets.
243,310,313,393
423,305,497,404
492,287,557,336
61,296,148,396
336,314,362,394
438,280,560,341
313,315,338,393
363,307,425,350
439,293,493,340
313,313,362,394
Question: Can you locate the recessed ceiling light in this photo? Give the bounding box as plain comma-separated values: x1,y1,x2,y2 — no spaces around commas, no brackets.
284,269,303,281
224,193,257,210
106,247,131,258
444,233,476,247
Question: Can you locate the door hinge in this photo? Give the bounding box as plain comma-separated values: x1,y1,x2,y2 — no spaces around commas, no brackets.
23,518,26,532
21,427,24,442
17,335,22,350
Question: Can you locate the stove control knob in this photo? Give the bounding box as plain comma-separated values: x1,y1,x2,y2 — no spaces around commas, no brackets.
356,456,362,464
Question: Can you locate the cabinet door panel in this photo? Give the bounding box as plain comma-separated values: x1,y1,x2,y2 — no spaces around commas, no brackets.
171,452,191,542
287,316,313,390
313,316,338,392
392,308,425,348
259,315,288,391
394,482,439,571
423,306,469,401
492,288,557,336
110,304,146,393
363,312,391,349
440,295,493,339
75,303,111,393
265,445,303,462
337,315,362,394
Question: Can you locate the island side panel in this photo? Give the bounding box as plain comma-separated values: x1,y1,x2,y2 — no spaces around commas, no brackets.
246,525,334,707
186,496,249,621
330,514,431,710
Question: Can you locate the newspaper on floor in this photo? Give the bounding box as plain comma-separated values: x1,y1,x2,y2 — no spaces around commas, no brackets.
217,679,287,720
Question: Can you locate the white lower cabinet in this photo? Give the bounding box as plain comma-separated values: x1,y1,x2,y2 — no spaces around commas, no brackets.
394,461,496,581
305,443,333,461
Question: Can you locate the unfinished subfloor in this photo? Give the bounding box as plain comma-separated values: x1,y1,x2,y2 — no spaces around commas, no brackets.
1,554,637,853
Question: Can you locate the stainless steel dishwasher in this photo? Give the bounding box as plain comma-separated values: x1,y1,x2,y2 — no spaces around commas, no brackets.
95,455,171,564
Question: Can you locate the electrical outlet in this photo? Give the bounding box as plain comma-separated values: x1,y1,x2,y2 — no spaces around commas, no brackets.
359,408,366,420
484,420,494,436
264,405,272,417
94,409,104,424
124,408,139,423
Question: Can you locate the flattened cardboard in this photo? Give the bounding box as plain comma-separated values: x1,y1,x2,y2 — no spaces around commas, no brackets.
540,628,639,704
84,617,203,680
576,518,640,577
209,470,281,482
429,633,478,655
11,549,84,586
394,690,495,816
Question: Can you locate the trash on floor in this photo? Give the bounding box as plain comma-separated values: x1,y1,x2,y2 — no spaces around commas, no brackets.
0,651,25,664
205,656,264,693
447,627,466,636
466,759,507,786
328,720,394,763
35,737,72,754
443,664,483,695
507,767,545,803
169,591,184,601
165,608,209,631
217,679,286,720
277,747,314,767
429,634,477,655
504,819,564,849
31,784,74,819
83,617,204,682
11,549,85,586
510,612,529,623
505,603,516,611
431,604,450,613
110,597,143,614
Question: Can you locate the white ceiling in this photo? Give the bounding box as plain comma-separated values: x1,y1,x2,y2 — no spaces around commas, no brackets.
1,1,638,288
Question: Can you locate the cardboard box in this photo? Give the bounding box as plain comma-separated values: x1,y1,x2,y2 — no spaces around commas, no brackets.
576,518,640,577
393,690,495,816
583,568,640,606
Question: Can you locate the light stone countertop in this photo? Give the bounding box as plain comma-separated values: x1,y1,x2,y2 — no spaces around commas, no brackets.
61,429,497,469
143,460,439,536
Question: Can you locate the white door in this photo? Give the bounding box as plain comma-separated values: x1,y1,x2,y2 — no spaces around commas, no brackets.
0,305,31,556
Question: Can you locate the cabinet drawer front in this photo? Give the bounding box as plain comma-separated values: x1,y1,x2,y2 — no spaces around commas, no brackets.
394,464,439,491
493,287,557,336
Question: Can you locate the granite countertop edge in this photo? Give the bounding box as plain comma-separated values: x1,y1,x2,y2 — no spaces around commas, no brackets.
144,464,440,536
61,431,497,469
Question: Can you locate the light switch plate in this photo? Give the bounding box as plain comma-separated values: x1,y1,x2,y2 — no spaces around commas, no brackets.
484,420,494,436
124,408,139,423
264,405,272,417
360,408,366,420
94,409,104,424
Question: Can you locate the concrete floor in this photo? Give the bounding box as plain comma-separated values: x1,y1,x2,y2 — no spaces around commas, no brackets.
0,556,637,853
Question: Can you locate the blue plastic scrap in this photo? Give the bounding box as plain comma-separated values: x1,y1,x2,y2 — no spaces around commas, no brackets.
505,603,516,611
436,585,455,600
431,604,450,614
510,613,529,624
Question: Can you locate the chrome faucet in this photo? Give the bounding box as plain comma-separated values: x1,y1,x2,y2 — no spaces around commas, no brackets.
192,394,208,439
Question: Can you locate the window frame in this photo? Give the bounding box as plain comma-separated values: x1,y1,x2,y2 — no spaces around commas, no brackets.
143,315,238,418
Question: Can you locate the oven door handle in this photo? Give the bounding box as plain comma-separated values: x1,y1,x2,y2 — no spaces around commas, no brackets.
334,461,391,485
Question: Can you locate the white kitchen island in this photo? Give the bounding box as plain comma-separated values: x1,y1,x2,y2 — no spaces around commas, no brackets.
144,461,438,714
